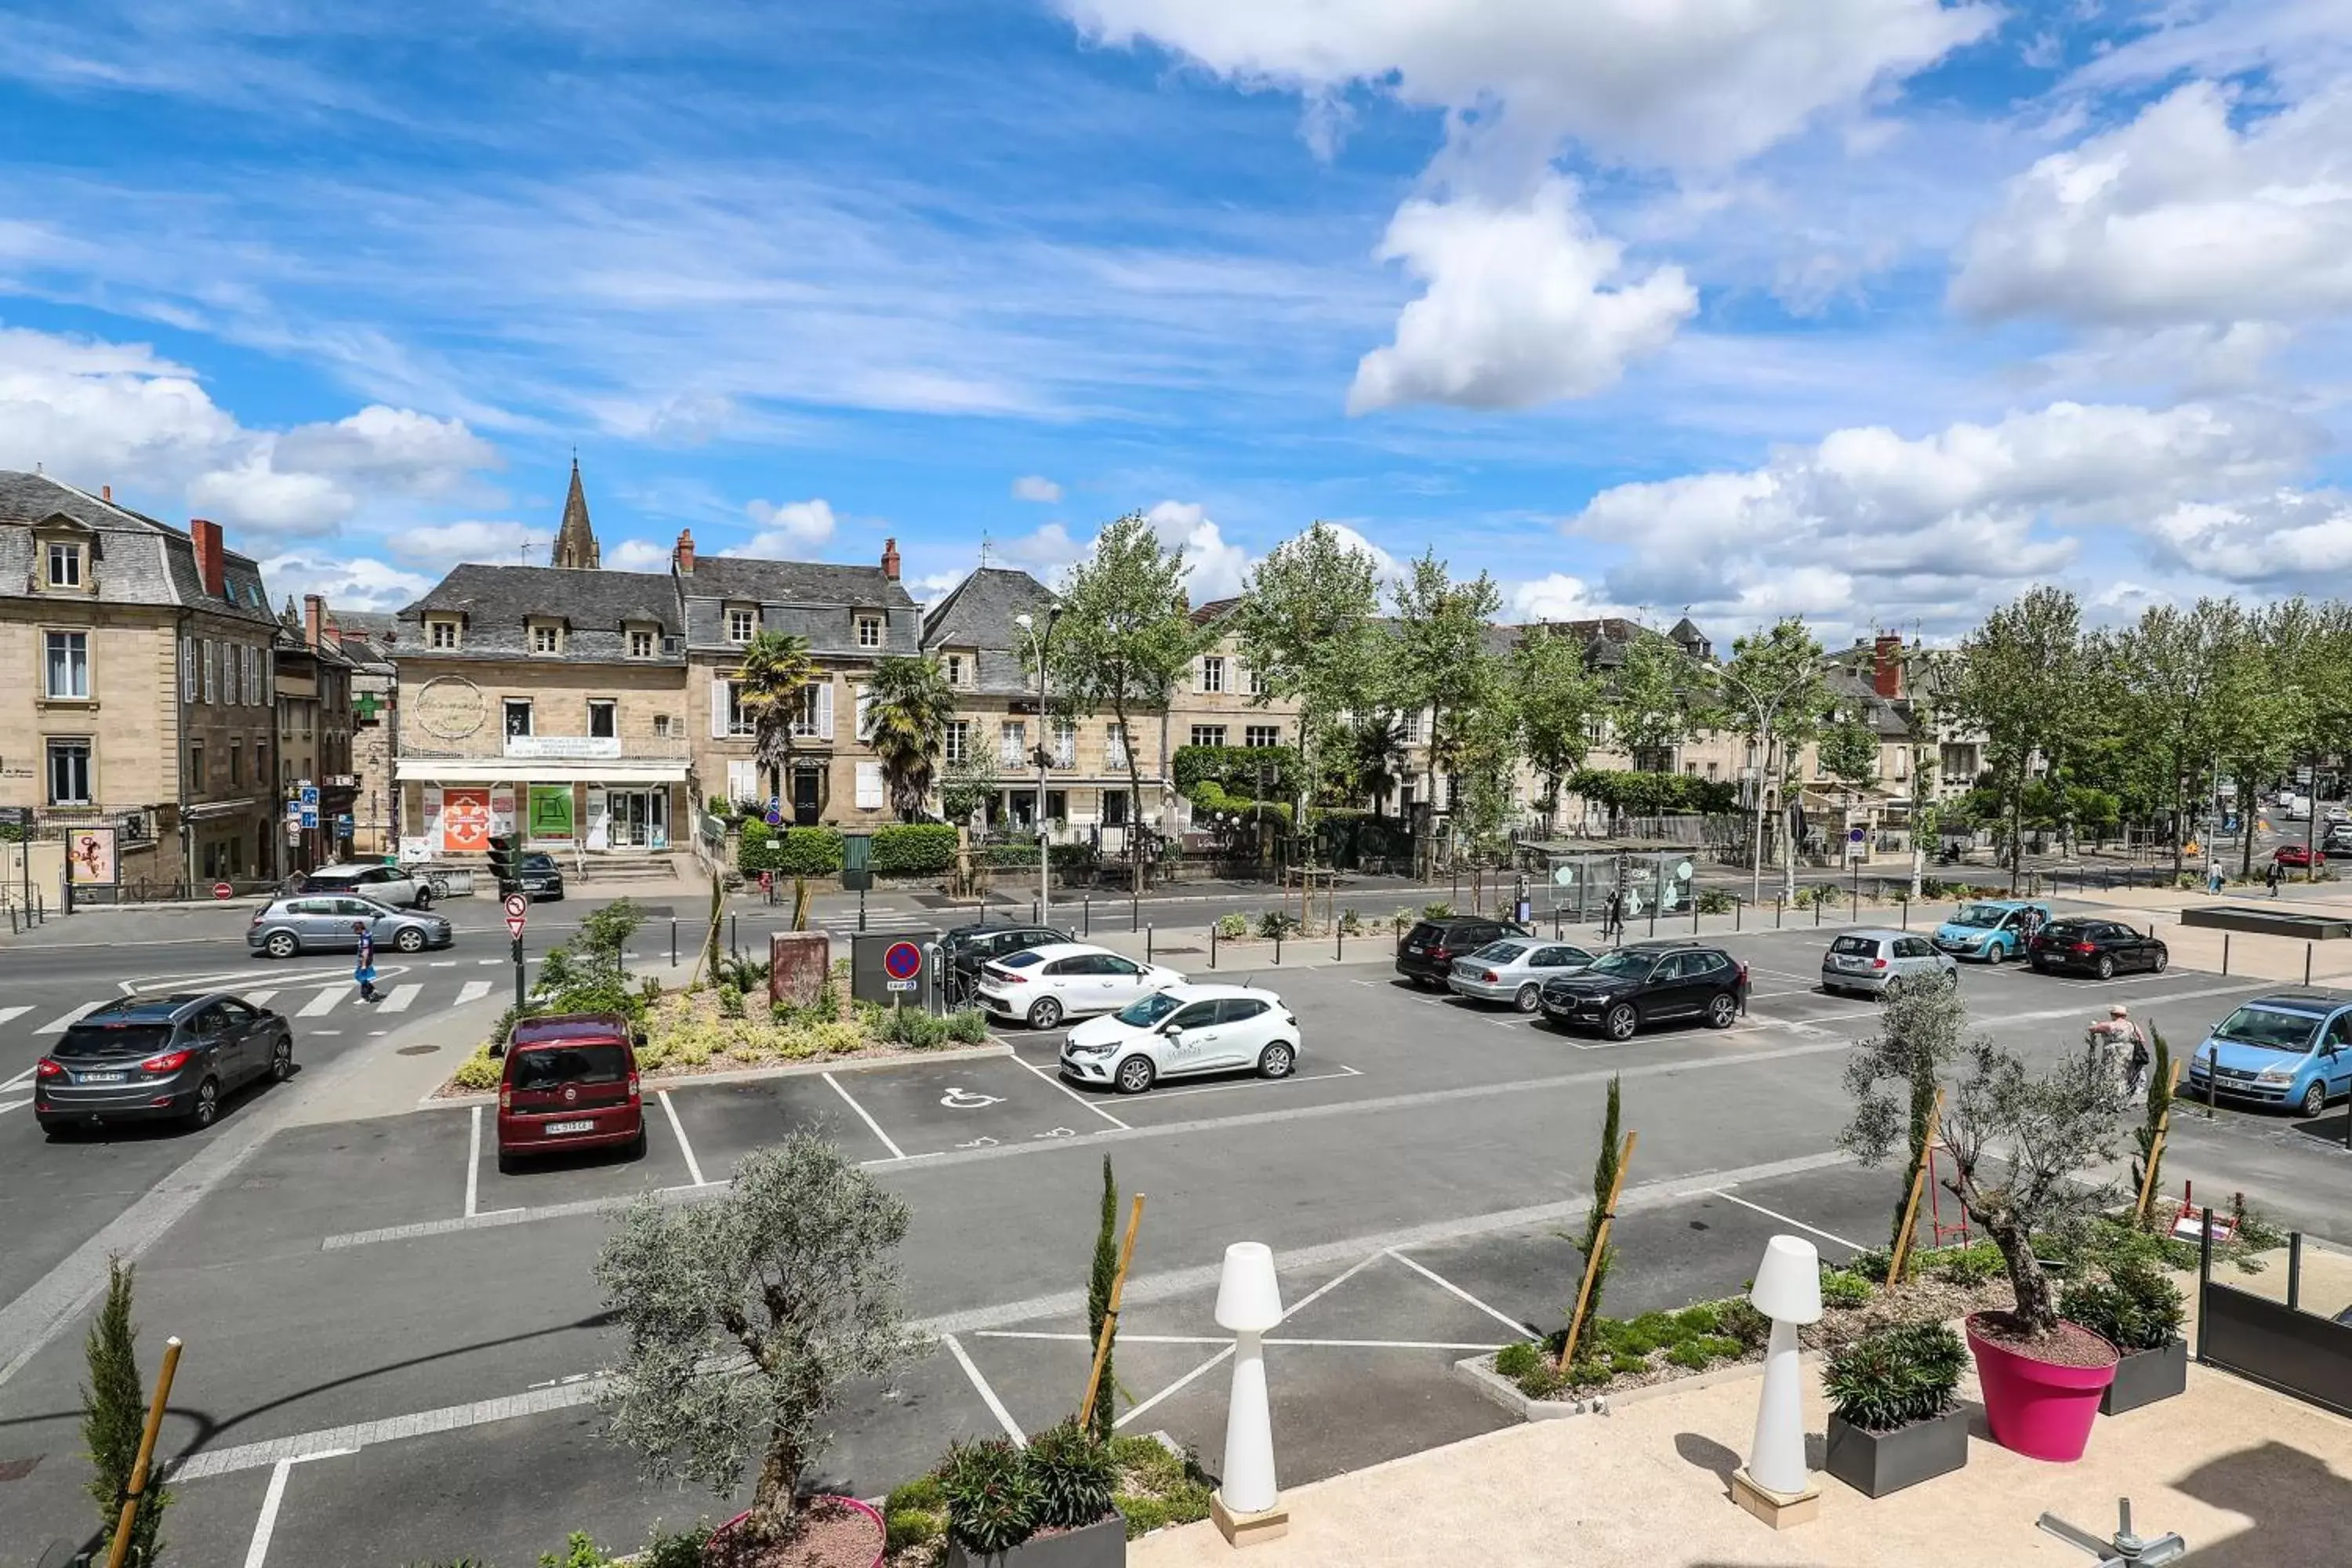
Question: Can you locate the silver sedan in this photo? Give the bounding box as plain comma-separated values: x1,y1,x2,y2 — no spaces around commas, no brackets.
1820,930,1958,997
1449,939,1598,1012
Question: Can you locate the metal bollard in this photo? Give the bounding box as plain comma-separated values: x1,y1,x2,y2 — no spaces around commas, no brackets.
1692,900,1700,934
1900,895,1909,930
2288,1233,2303,1311
1083,896,1091,938
1032,897,1040,926
731,913,739,962
1814,896,1823,927
1647,904,1657,938
1210,924,1218,969
670,919,678,967
1735,898,1742,932
2223,933,2230,975
1275,928,1283,965
1336,924,1343,961
1146,924,1154,964
2307,942,2314,986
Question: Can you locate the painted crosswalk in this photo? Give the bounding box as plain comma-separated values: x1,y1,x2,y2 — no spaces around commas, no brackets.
0,1006,31,1029
379,984,422,1014
297,986,350,1018
36,1000,105,1033
455,980,492,1005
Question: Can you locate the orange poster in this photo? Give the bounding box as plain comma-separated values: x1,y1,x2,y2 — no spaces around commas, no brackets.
441,787,492,853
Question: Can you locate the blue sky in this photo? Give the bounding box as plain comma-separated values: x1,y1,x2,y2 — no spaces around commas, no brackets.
2,1,2347,641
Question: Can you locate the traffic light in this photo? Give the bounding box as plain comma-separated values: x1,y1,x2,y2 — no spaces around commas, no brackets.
488,834,520,891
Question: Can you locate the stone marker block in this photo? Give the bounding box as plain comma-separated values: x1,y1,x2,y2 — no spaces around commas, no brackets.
770,931,831,1008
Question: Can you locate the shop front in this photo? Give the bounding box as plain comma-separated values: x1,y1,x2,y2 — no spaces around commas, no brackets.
394,761,688,863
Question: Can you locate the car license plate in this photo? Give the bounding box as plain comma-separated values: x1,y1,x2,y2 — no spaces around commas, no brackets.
1836,956,1864,969
79,1071,128,1084
546,1119,596,1135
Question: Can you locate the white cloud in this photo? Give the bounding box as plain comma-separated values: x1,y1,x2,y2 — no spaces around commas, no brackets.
1011,474,1063,503
1508,572,1624,622
1953,81,2352,328
256,550,434,612
388,520,543,564
1059,0,1996,169
731,496,837,555
1566,399,2324,630
604,537,672,572
2142,491,2352,586
272,405,499,493
1143,500,1253,601
1348,178,1697,412
185,452,352,534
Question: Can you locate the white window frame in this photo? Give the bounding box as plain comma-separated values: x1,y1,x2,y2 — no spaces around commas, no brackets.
628,627,655,659
201,640,216,704
504,698,533,738
999,720,1026,768
1240,659,1261,695
788,681,833,740
724,680,755,739
857,615,883,649
944,719,970,764
428,617,459,650
181,636,197,702
1052,720,1076,769
653,713,673,739
44,630,89,699
1199,655,1225,694
47,541,82,588
47,736,92,804
588,698,618,739
946,652,967,688
1244,724,1281,749
1189,724,1227,749
1105,722,1128,771
531,621,563,655
727,606,757,644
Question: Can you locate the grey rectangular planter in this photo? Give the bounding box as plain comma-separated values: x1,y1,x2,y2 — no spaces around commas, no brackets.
1822,1406,1970,1499
2100,1337,2188,1415
945,1512,1127,1568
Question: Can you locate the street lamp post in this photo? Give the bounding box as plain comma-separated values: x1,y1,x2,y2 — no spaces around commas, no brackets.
1719,672,1798,909
1015,609,1061,928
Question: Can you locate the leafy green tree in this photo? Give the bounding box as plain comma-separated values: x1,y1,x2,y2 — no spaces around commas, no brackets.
1510,630,1606,833
1819,710,1882,797
1711,619,1826,899
82,1258,168,1567
1046,515,1209,891
1386,553,1507,865
1606,629,1701,766
1953,587,2089,889
866,655,957,820
594,1135,923,1546
733,630,817,808
1231,523,1383,823
1338,712,1410,818
1086,1156,1120,1441
1573,1075,1624,1323
1839,976,1969,1275
2102,601,2234,880
2217,601,2318,878
940,746,1001,828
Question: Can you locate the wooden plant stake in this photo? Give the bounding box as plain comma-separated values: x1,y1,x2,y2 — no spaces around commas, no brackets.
1886,1087,1947,1285
1557,1130,1638,1374
2134,1058,2186,1225
1080,1192,1146,1432
106,1334,183,1568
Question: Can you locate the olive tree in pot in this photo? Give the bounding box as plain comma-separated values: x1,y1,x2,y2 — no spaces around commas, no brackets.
2062,1258,2188,1416
1821,1322,1970,1498
593,1133,922,1567
939,1417,1126,1566
1845,1034,2132,1462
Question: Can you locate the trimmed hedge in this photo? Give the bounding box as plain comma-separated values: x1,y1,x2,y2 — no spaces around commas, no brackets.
870,822,958,874
739,819,844,876
1172,744,1300,798
1189,779,1292,828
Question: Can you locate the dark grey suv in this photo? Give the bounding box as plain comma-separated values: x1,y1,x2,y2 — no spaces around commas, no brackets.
34,993,294,1134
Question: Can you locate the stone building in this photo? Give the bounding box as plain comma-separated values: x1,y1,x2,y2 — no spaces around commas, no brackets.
274,593,358,872
329,611,401,857
0,470,282,896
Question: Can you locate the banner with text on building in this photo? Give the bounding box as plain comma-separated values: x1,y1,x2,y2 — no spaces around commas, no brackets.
441,787,492,854
528,784,575,842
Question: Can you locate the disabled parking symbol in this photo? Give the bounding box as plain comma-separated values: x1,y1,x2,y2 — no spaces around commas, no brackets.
940,1086,1004,1110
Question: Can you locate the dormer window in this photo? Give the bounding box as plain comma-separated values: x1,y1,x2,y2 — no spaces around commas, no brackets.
427,617,460,650
46,542,82,588
530,619,564,655
728,607,757,644
857,615,883,649
946,652,969,687
628,626,656,659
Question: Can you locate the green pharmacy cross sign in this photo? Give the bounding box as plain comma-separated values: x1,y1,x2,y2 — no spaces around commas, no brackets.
527,785,575,840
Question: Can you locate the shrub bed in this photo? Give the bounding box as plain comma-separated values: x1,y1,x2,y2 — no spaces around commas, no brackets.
870,822,959,874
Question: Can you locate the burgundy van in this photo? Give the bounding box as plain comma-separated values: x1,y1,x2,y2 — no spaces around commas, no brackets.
495,1012,644,1172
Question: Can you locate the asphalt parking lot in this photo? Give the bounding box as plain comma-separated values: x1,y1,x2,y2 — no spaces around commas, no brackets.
5,922,2352,1567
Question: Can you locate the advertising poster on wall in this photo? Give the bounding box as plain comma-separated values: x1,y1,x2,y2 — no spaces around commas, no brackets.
67,826,118,885
441,787,492,854
585,786,610,851
528,784,575,841
490,786,517,837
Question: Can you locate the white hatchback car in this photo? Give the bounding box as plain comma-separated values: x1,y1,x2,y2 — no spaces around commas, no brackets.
976,943,1187,1030
1061,984,1300,1094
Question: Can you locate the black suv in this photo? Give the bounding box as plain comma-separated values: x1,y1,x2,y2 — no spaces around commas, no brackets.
1396,916,1532,988
1537,940,1749,1040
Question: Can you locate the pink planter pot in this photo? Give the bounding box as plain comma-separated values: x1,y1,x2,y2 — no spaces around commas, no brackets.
1965,1314,2119,1462
707,1497,886,1568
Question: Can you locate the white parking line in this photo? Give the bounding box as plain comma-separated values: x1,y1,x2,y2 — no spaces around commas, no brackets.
241,990,278,1009
1116,1248,1395,1431
456,980,492,1005
296,986,347,1018
823,1072,907,1161
1704,1189,1864,1252
241,1447,355,1568
1383,1250,1530,1336
975,1330,1506,1350
1116,1345,1232,1429
466,1105,483,1219
378,984,421,1014
430,960,457,967
0,1005,31,1028
0,1097,31,1116
1137,1065,1363,1102
1007,1050,1132,1131
659,1091,708,1187
34,1000,103,1033
942,1333,1026,1446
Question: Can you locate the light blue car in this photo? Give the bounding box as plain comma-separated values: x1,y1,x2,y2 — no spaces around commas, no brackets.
1930,899,2053,964
2186,994,2352,1120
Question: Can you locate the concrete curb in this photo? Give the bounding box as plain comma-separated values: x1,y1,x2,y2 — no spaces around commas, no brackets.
1451,1345,1812,1424
427,1040,1019,1108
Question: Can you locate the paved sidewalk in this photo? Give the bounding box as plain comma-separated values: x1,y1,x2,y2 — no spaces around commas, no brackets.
1134,1320,2352,1568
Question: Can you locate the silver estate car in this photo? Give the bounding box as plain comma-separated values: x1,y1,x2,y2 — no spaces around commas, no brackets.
1449,939,1599,1012
248,893,454,958
1820,930,1958,997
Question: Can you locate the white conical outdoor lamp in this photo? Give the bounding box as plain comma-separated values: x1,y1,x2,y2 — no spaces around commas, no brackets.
1211,1242,1289,1547
1732,1235,1824,1530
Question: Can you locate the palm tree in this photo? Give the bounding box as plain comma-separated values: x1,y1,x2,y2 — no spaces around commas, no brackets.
1347,712,1410,818
735,630,817,809
866,655,956,820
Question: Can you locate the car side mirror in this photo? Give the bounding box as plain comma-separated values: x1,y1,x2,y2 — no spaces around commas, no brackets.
1160,1022,1183,1037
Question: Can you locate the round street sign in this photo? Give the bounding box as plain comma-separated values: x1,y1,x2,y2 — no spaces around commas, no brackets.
503,893,529,920
211,881,234,900
883,941,924,982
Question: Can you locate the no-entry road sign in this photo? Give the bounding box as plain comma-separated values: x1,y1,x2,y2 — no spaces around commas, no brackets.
504,891,529,938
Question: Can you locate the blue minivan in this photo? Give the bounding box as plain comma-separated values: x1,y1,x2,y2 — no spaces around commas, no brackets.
2186,993,2352,1120
1931,899,2053,964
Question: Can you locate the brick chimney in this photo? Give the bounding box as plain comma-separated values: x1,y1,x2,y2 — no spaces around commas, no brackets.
101,485,111,503
304,593,325,650
1872,633,1904,699
672,528,695,576
191,518,226,598
881,536,901,582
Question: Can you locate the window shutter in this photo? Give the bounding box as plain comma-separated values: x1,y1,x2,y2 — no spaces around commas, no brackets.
728,760,757,802
855,684,873,742
816,681,833,740
855,761,883,809
710,677,729,739
1192,657,1204,692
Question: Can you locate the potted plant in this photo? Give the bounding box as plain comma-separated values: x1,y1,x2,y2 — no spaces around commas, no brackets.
2062,1258,2188,1415
940,1418,1126,1566
591,1134,920,1567
1845,1035,2132,1461
1821,1322,1971,1497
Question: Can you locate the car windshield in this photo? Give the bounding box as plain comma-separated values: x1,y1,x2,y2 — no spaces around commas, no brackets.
523,854,556,870
1950,903,2008,929
1116,993,1186,1027
996,949,1046,969
511,1044,627,1089
2211,1006,2321,1052
55,1022,176,1058
1470,942,1530,963
2042,923,2092,942
1829,936,1880,957
1587,950,1657,979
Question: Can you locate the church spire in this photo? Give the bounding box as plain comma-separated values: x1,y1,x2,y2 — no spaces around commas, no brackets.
551,456,601,569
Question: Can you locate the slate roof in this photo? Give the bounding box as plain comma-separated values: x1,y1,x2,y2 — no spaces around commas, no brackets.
0,470,277,626
679,555,922,659
395,563,684,663
921,567,1056,695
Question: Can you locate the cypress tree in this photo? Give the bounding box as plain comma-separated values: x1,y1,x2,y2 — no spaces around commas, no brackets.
2132,1027,2173,1222
1574,1076,1622,1323
1086,1156,1120,1441
82,1258,168,1566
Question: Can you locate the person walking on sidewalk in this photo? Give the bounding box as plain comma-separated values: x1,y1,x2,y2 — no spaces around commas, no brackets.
2087,1002,2149,1103
353,922,379,1002
2267,858,2283,898
1602,888,1624,941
